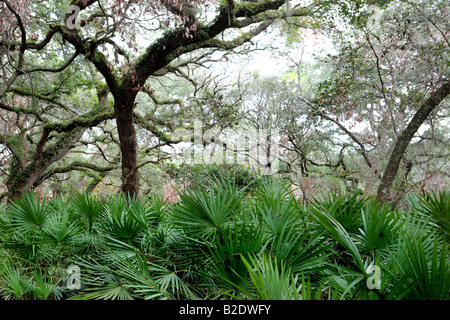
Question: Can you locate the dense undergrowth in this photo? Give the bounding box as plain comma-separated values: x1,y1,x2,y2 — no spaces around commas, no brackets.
0,176,448,300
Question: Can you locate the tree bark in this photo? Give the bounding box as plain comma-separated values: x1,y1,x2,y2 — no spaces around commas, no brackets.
376,79,450,202
6,129,85,199
114,91,139,196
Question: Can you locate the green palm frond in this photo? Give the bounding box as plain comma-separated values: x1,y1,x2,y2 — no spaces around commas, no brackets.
76,282,135,300
43,200,79,246
240,254,322,300
147,195,169,224
269,226,330,274
309,204,365,273
170,176,244,236
0,259,28,300
71,192,105,232
99,195,148,243
408,191,450,241
311,192,365,234
403,236,450,300
355,199,404,256
249,178,305,239
127,195,159,228
6,191,50,233
205,223,264,291
146,263,198,300
27,269,58,300
2,233,48,261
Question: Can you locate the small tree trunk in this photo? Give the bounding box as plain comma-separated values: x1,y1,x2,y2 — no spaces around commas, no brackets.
377,79,450,202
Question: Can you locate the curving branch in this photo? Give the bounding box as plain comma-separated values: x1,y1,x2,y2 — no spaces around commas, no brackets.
377,78,450,202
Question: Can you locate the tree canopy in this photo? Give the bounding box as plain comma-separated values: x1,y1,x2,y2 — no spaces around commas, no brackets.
0,0,448,204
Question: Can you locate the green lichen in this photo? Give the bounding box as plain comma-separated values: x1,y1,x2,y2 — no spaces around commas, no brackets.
6,134,25,162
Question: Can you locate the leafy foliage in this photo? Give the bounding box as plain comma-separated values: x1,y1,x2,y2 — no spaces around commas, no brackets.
0,179,448,300
408,191,450,241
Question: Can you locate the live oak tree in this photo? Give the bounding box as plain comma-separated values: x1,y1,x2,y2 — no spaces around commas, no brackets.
0,31,118,199
64,0,315,197
370,0,450,202
3,0,446,202
0,80,117,199
1,0,320,197
0,1,119,198
312,0,449,203
0,43,239,199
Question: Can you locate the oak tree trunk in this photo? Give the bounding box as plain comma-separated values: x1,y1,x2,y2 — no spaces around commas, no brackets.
376,79,450,202
115,92,139,197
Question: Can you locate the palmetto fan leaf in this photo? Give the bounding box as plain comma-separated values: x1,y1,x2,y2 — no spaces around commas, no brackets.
403,236,450,300
354,199,404,256
147,195,168,224
309,204,366,274
240,254,320,300
269,226,330,274
409,191,450,241
43,197,79,245
71,192,105,232
252,194,301,236
6,191,50,232
27,269,58,300
111,252,198,300
72,253,165,300
311,192,365,234
128,195,160,230
99,195,149,243
251,178,302,235
43,213,78,246
1,232,48,261
83,282,135,300
116,252,194,300
205,223,264,291
170,176,244,236
0,259,27,300
145,262,198,300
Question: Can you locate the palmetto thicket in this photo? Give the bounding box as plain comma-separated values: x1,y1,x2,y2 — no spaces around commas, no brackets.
0,177,448,300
